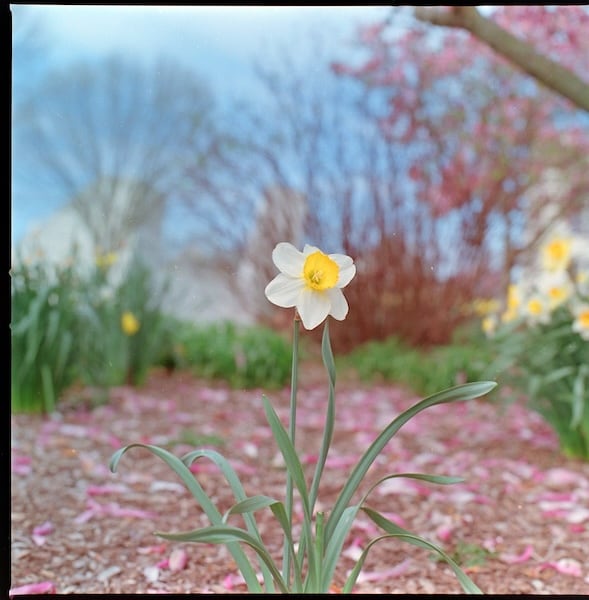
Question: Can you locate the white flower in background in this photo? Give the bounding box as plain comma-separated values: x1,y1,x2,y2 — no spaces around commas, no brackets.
536,271,575,311
540,232,574,272
264,242,356,330
523,294,551,326
571,303,589,341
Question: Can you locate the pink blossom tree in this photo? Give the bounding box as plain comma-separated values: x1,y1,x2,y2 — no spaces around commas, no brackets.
331,5,589,293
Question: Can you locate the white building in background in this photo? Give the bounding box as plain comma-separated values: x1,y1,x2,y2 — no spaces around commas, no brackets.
12,184,307,326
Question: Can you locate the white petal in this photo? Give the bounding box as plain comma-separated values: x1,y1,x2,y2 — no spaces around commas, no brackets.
336,263,356,288
329,253,354,269
302,244,321,257
272,243,304,277
327,288,349,320
297,288,330,330
265,274,304,308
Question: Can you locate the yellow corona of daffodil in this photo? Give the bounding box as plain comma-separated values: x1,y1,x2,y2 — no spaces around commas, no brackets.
121,311,140,336
541,236,573,272
264,242,356,330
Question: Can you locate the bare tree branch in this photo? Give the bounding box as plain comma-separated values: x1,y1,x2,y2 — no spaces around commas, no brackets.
414,6,589,112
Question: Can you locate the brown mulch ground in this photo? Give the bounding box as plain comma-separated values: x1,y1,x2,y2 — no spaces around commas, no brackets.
10,367,589,595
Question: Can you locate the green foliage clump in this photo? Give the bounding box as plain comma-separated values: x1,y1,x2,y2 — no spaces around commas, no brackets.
487,306,589,460
172,321,292,390
11,259,81,413
11,251,171,413
339,333,496,398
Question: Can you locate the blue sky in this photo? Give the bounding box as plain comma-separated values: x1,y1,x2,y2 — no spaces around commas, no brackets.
11,5,394,244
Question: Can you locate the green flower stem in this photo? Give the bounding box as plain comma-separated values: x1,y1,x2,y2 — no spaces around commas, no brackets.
282,314,300,587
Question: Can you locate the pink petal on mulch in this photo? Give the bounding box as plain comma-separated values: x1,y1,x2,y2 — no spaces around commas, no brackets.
137,544,168,555
32,521,54,546
86,483,129,496
355,558,412,583
168,548,188,571
543,468,583,488
499,544,534,564
342,537,364,561
436,523,454,542
11,454,32,476
74,499,156,523
9,581,56,596
540,558,583,577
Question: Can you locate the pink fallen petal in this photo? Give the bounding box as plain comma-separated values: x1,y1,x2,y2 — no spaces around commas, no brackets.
11,454,32,476
86,483,129,496
156,559,169,569
541,558,582,577
138,544,168,555
342,537,364,561
499,544,534,564
169,548,188,572
9,581,56,596
543,468,581,488
33,521,54,536
355,559,411,583
436,524,453,542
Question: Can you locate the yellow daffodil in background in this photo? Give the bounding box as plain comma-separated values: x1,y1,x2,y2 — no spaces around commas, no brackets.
472,298,500,316
265,242,356,330
501,283,521,323
96,251,118,270
541,235,573,272
481,314,498,337
121,311,140,336
572,303,589,340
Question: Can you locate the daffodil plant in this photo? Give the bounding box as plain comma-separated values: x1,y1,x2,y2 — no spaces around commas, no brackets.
480,227,589,460
110,242,497,593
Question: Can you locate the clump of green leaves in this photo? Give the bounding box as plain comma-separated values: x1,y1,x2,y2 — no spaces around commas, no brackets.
339,335,496,398
479,227,589,460
11,258,81,413
172,321,292,389
11,250,171,413
111,319,496,593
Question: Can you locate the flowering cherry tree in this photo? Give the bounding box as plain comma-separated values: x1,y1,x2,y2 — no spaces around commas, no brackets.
331,6,589,293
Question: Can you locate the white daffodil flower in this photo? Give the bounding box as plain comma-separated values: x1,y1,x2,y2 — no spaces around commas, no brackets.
264,242,356,330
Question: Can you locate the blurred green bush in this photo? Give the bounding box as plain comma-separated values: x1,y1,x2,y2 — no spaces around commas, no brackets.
11,250,293,414
338,328,497,398
163,320,292,390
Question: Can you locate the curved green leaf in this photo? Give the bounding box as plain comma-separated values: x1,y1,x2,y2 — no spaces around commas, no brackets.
361,506,482,594
325,381,496,543
157,524,289,593
180,447,276,591
109,443,262,592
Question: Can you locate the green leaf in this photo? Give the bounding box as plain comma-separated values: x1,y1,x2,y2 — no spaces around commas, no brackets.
223,495,281,521
361,507,483,594
309,320,336,510
325,381,496,544
261,395,311,522
109,443,263,592
157,524,289,593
